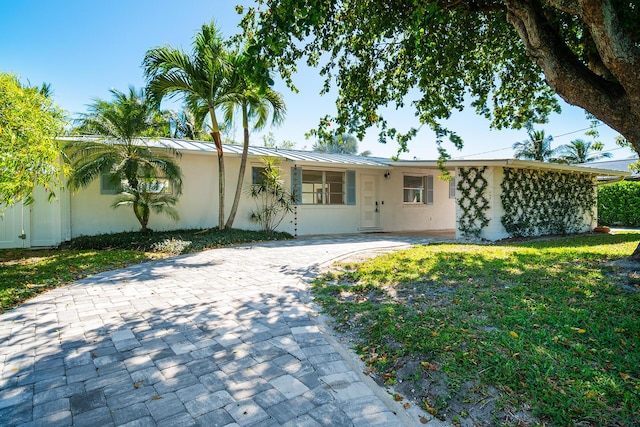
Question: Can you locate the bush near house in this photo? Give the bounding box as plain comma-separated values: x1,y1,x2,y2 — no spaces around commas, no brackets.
598,181,640,226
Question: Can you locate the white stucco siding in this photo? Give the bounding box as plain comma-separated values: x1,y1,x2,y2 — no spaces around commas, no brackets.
283,165,376,236
70,151,219,237
380,167,456,233
476,167,510,241
293,205,360,235
581,176,599,232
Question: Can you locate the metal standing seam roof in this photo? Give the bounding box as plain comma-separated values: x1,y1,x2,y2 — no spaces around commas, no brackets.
59,136,631,177
60,136,394,167
578,157,640,181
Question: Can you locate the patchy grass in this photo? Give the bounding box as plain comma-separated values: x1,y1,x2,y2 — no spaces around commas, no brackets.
0,248,158,314
312,232,640,426
1,228,292,313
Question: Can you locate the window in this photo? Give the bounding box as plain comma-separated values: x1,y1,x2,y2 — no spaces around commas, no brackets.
138,178,171,194
301,170,345,204
100,173,121,195
403,175,434,205
292,168,355,205
252,167,267,185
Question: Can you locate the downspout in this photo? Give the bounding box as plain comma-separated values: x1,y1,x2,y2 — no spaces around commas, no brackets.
294,165,298,238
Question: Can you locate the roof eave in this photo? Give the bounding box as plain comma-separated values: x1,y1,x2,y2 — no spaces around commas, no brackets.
391,158,629,176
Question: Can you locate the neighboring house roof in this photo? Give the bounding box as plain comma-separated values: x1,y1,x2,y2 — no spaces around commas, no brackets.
577,157,640,182
60,136,629,177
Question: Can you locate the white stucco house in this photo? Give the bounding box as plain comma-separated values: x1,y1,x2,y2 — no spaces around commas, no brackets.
0,137,629,249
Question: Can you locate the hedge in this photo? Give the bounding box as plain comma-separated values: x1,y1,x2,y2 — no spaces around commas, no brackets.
598,181,640,226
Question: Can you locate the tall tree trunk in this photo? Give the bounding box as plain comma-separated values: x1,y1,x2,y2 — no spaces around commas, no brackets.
211,130,225,230
225,106,250,229
631,241,640,261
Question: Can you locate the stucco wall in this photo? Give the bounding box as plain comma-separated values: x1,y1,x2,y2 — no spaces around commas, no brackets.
70,159,459,238
69,154,367,237
379,167,456,233
279,165,378,236
71,151,219,236
478,167,510,241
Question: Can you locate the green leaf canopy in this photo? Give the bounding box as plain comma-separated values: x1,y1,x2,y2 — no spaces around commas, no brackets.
241,1,640,157
0,73,66,206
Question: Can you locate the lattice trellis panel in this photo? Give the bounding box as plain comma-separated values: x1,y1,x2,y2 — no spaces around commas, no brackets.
456,166,491,238
500,168,596,237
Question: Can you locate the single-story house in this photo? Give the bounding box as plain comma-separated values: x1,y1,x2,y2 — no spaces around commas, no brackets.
0,137,629,249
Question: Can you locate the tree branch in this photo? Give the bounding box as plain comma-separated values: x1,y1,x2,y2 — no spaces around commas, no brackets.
505,0,640,147
577,0,640,109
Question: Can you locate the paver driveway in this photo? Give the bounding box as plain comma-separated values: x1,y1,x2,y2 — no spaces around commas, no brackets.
0,234,450,427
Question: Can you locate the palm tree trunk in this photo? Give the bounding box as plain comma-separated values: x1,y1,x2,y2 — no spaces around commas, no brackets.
225,106,249,229
133,200,148,233
631,242,640,261
211,130,225,230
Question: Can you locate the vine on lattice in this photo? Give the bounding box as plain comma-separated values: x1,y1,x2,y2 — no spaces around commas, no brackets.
457,166,491,238
500,168,596,237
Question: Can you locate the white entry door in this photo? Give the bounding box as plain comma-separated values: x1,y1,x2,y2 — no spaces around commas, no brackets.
360,174,380,229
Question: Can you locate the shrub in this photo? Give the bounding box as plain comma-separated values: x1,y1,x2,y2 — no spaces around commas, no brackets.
64,228,292,254
598,181,640,226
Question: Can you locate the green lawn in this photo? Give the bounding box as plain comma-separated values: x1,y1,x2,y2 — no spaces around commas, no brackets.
312,232,640,426
0,228,292,313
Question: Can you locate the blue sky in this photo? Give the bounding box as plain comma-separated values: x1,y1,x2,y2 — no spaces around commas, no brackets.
1,0,634,160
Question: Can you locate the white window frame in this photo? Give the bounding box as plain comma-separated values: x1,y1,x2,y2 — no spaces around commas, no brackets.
403,175,434,205
301,170,345,205
100,173,171,195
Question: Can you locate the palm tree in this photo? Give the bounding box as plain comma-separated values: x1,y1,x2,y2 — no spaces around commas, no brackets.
513,128,558,162
221,49,286,228
144,21,231,229
67,87,182,233
555,139,612,164
313,133,360,154
167,109,209,140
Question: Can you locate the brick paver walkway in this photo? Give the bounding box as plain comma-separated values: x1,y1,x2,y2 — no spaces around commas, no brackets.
0,235,452,426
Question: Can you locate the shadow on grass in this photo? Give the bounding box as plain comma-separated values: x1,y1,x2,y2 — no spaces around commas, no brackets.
313,233,640,426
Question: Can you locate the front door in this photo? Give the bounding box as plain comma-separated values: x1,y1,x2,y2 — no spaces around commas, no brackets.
360,174,380,229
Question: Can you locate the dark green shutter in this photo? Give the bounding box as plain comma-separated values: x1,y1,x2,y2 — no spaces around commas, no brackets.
346,170,356,205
